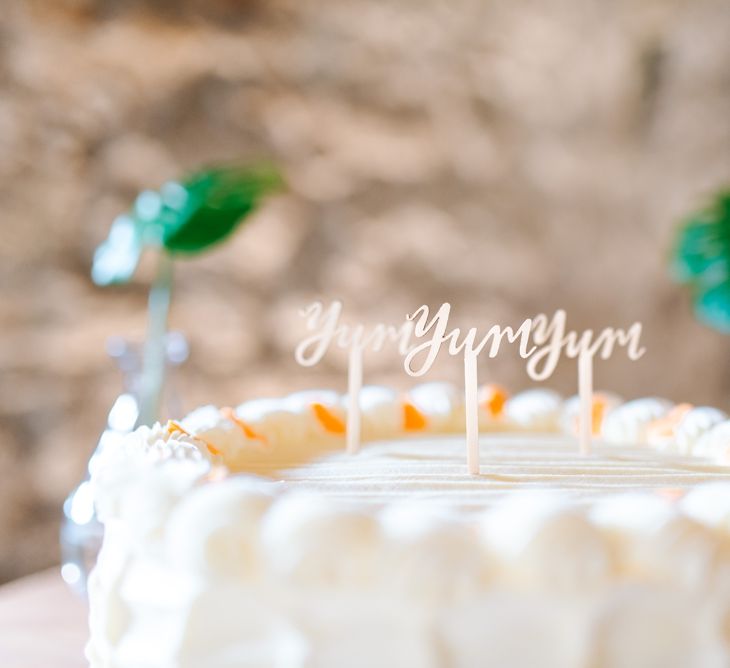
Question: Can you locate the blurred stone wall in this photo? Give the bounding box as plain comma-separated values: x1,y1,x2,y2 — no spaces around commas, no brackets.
0,0,729,582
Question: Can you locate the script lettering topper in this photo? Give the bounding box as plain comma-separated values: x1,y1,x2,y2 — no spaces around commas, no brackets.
296,301,645,474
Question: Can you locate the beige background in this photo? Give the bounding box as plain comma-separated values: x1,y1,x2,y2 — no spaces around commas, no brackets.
0,0,729,582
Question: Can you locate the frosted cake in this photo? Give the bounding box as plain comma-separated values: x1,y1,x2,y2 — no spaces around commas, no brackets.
86,384,730,668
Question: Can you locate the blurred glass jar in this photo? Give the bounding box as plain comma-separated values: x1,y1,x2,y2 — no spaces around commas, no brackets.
60,332,188,595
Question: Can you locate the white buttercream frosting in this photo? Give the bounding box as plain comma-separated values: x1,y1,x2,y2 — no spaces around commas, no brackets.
681,482,730,530
165,476,275,579
260,493,380,586
559,392,622,435
504,388,563,430
86,385,730,668
91,422,211,527
405,382,463,431
601,397,673,444
674,407,728,454
234,398,311,448
480,491,614,591
693,420,730,465
591,587,729,668
379,502,489,601
354,385,401,440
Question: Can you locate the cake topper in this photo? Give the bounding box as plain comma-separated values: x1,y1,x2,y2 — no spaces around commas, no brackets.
404,304,645,473
296,301,413,454
296,301,645,474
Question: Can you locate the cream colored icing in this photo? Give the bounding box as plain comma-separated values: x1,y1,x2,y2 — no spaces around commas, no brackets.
86,385,730,668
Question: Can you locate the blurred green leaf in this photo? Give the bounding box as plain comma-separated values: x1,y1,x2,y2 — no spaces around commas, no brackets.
695,282,730,333
91,163,284,285
671,190,730,332
161,164,284,254
673,220,724,283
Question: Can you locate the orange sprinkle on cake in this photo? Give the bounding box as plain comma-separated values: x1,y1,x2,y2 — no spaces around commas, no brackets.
311,403,347,435
646,403,693,441
403,402,428,431
480,384,508,418
220,407,269,448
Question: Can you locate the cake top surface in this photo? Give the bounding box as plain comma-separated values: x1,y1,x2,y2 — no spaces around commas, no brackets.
91,382,730,522
271,434,730,509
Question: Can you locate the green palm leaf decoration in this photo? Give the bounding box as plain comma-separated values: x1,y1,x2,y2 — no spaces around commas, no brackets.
161,164,283,254
672,190,730,332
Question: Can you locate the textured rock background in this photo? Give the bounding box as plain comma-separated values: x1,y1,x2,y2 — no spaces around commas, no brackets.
0,0,729,582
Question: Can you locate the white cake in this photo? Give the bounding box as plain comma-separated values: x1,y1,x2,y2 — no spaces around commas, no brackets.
86,384,730,668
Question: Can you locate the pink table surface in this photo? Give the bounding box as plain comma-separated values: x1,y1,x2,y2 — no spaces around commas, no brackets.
0,569,87,668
